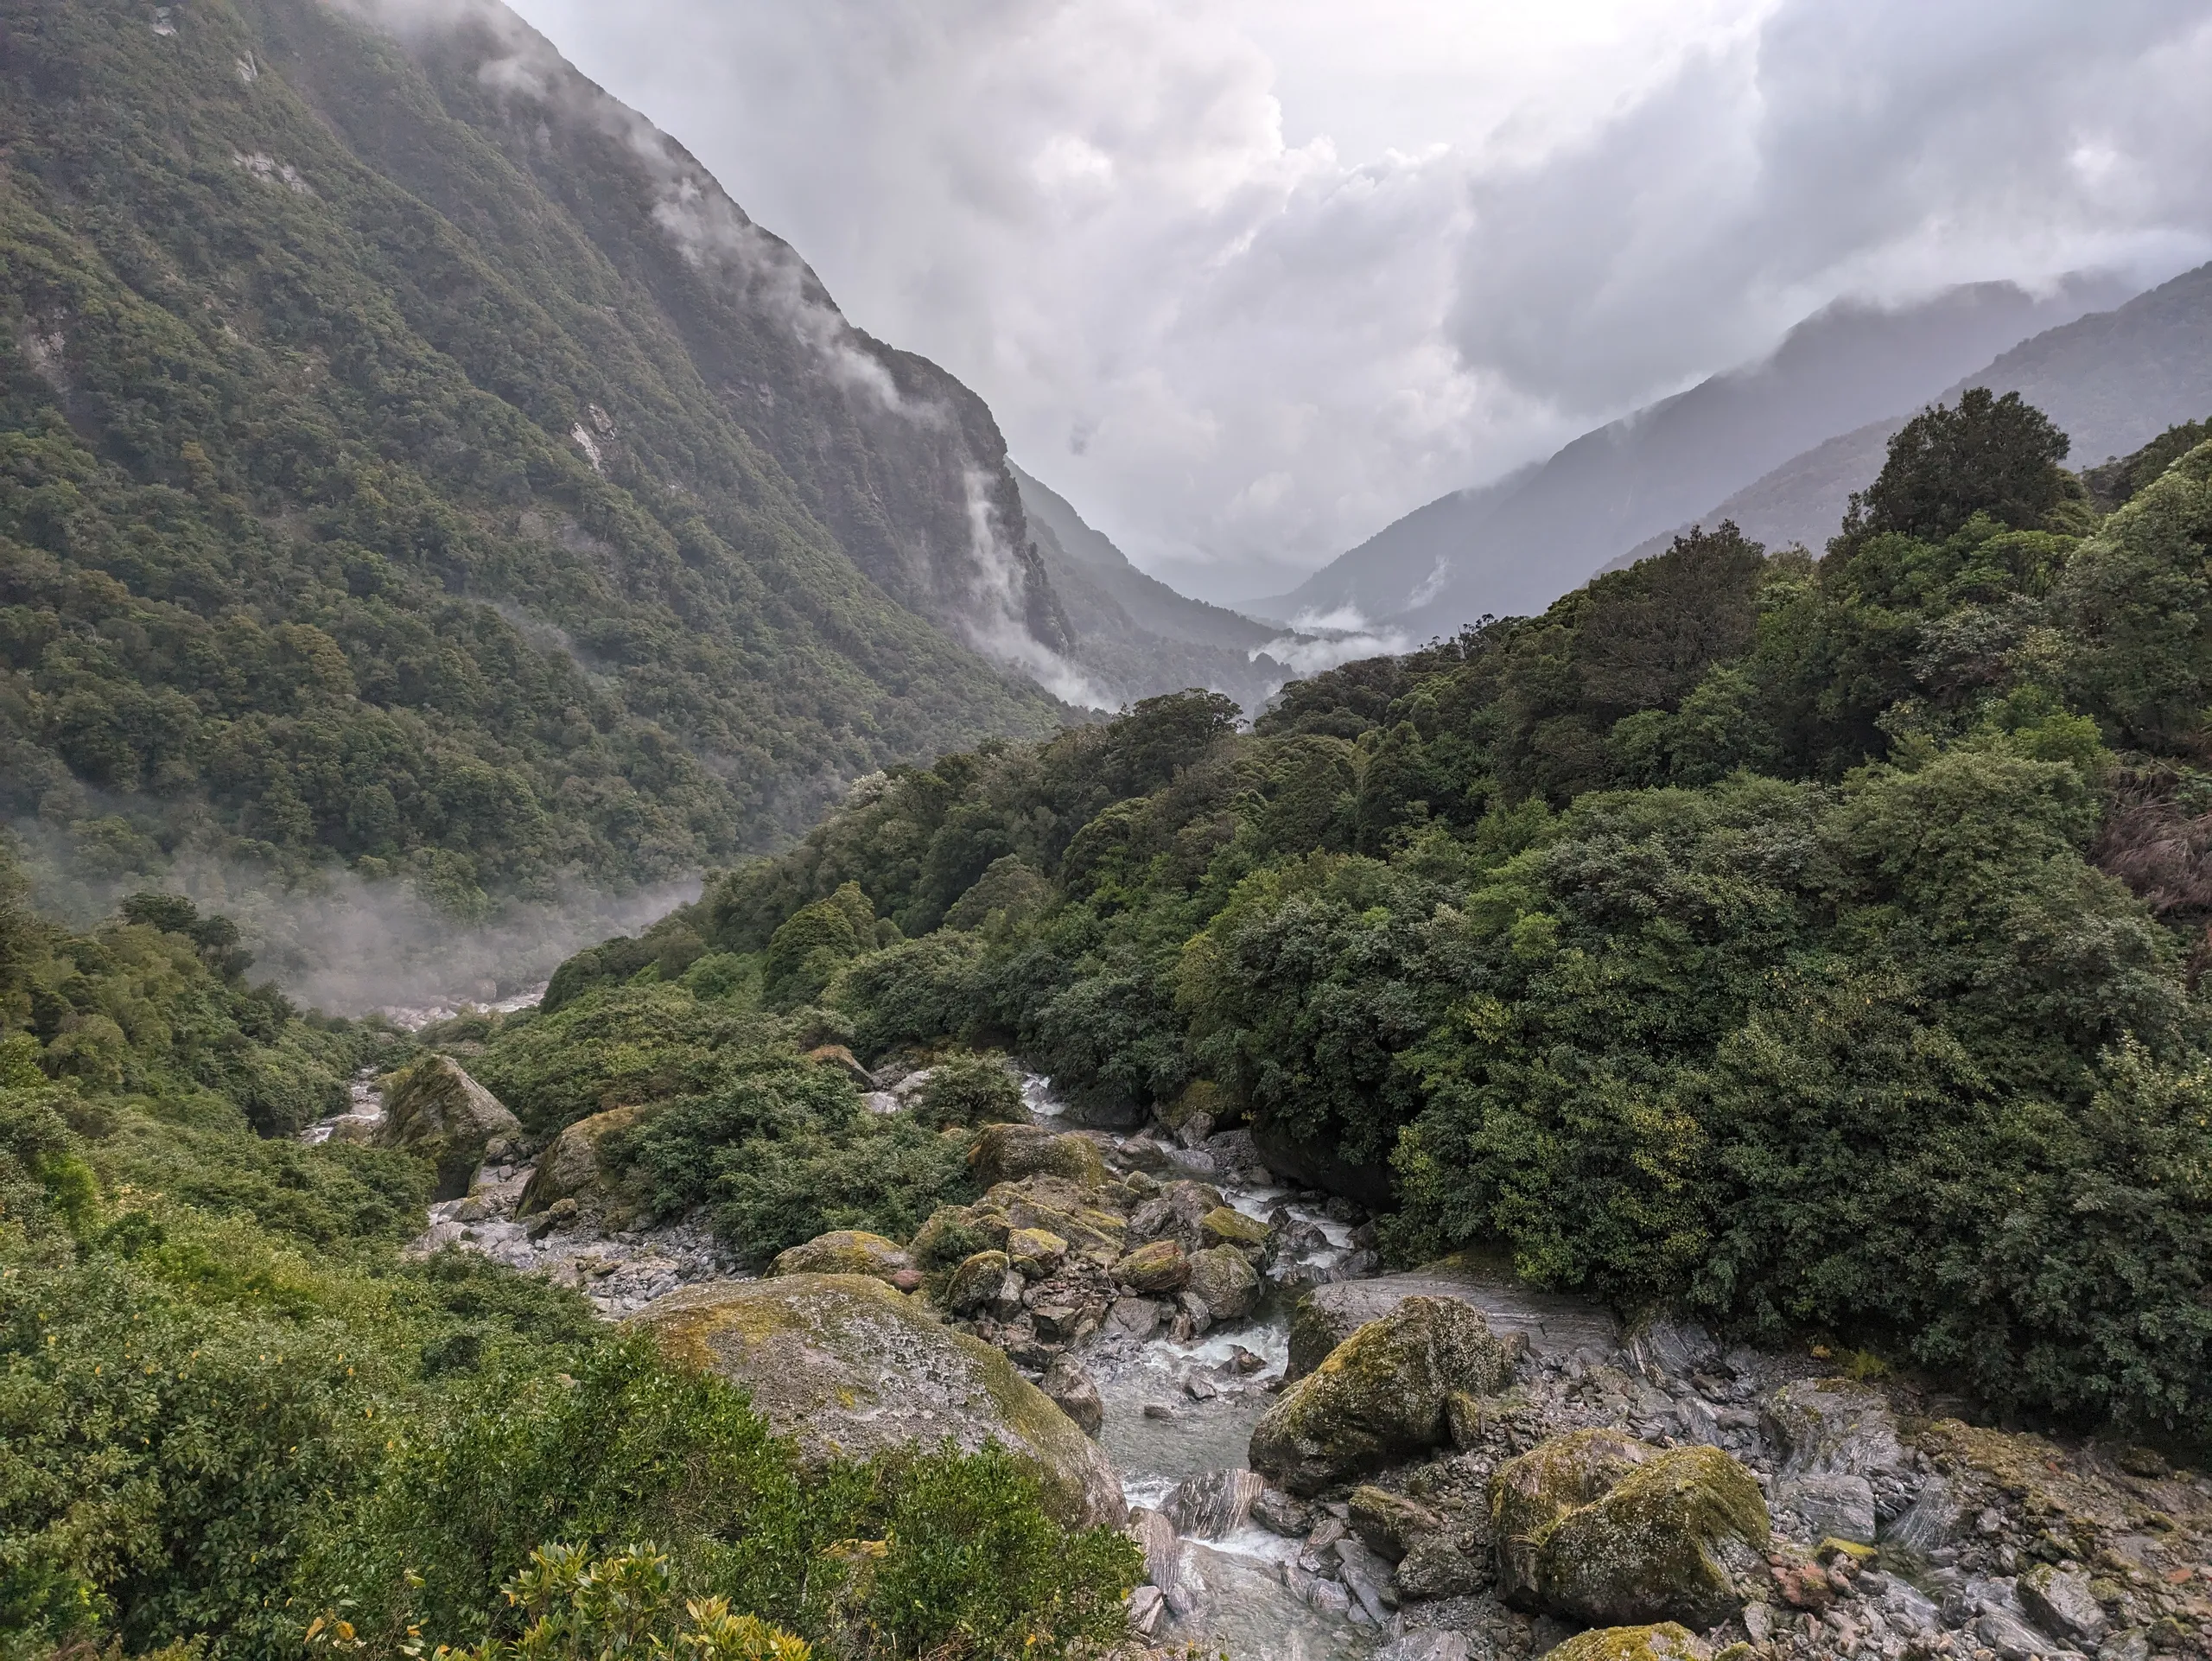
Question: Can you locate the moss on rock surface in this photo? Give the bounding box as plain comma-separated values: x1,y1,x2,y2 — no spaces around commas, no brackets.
1540,1622,1711,1661
1198,1205,1270,1252
1249,1296,1518,1495
377,1054,522,1200
969,1123,1106,1188
1494,1435,1770,1630
769,1230,912,1282
1115,1239,1190,1293
638,1273,1126,1528
948,1250,1014,1312
517,1103,655,1220
1186,1244,1259,1320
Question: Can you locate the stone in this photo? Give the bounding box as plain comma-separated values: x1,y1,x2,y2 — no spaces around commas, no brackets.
1447,1390,1517,1449
1109,1296,1163,1339
1166,1468,1264,1539
1336,1537,1398,1623
969,1123,1106,1188
1116,1239,1192,1293
769,1230,912,1283
1776,1472,1878,1546
1980,1606,2063,1660
804,1044,877,1088
1178,1290,1213,1334
1128,1507,1179,1590
2022,1564,2109,1649
1198,1205,1272,1252
1883,1473,1958,1555
1351,1486,1446,1561
1042,1354,1104,1436
1376,1630,1472,1661
1126,1584,1165,1637
1492,1429,1659,1603
1255,1487,1313,1537
1764,1378,1907,1483
1031,1302,1087,1344
1631,1318,1720,1385
639,1274,1124,1528
1186,1244,1260,1321
1395,1535,1490,1600
2098,1630,2151,1661
517,1102,653,1219
1249,1297,1517,1495
378,1054,524,1200
1006,1226,1068,1279
946,1250,1013,1314
1184,1374,1218,1402
1493,1435,1770,1630
1540,1624,1711,1661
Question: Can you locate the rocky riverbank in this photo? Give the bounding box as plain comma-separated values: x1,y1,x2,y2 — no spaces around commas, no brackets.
328,1054,2212,1661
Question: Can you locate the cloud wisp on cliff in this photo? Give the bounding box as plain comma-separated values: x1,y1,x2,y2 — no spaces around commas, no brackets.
507,0,2212,604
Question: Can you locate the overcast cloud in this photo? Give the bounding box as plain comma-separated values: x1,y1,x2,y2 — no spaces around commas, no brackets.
506,0,2212,604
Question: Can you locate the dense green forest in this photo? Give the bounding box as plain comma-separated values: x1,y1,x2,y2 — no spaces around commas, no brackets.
0,834,1137,1659
1,0,1066,924
515,392,2212,1446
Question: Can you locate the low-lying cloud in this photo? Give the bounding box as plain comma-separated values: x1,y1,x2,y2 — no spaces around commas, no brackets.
505,0,2212,606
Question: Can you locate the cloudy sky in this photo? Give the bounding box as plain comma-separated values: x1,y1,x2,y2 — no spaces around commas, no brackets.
508,0,2212,605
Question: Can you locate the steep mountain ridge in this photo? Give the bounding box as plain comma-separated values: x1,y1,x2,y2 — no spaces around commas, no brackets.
1608,258,2212,570
1260,277,2132,633
1013,463,1294,715
0,0,1076,923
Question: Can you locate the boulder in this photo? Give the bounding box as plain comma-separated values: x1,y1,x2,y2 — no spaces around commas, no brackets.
1007,1226,1068,1279
1539,1624,1712,1661
770,1230,911,1282
1764,1378,1906,1545
516,1102,652,1219
2021,1564,2108,1649
1109,1296,1164,1339
969,1123,1106,1189
946,1251,1014,1314
1395,1535,1490,1600
1042,1354,1104,1437
638,1274,1125,1529
1287,1290,1363,1382
986,1177,1128,1258
1249,1297,1517,1495
377,1055,524,1200
1199,1205,1271,1252
1166,1468,1264,1539
1116,1239,1192,1293
1351,1486,1446,1561
1127,1508,1179,1592
1186,1245,1259,1321
1376,1632,1471,1661
1493,1435,1770,1631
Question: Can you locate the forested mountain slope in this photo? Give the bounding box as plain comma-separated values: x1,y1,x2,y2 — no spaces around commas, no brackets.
1253,277,2126,631
0,0,1073,922
534,397,2212,1445
1609,258,2212,572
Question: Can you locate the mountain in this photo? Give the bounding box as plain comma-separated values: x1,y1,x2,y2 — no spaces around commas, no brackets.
0,0,1082,921
1262,277,2133,634
1607,258,2212,570
1012,463,1294,715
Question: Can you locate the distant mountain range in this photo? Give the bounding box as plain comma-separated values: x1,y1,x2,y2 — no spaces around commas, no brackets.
1252,272,2168,637
1014,465,1295,716
1605,259,2212,573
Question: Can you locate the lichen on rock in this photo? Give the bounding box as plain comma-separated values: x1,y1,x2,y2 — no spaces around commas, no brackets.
377,1053,523,1200
1538,1622,1711,1661
969,1122,1106,1188
635,1272,1125,1529
516,1101,653,1222
769,1230,911,1282
1249,1296,1518,1495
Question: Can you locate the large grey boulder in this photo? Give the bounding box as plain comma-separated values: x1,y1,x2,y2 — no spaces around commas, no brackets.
376,1054,523,1200
636,1273,1125,1529
1763,1378,1909,1546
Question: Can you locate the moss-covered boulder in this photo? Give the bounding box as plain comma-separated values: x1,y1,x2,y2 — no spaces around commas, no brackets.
947,1250,1014,1314
1493,1429,1658,1602
1540,1623,1711,1661
969,1123,1106,1188
985,1177,1128,1258
1350,1486,1446,1562
638,1274,1125,1529
770,1230,911,1282
517,1102,652,1220
376,1054,523,1200
1494,1436,1770,1630
1199,1206,1270,1252
1116,1239,1190,1293
1186,1244,1259,1321
1287,1289,1363,1382
1007,1226,1067,1278
1249,1297,1517,1495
